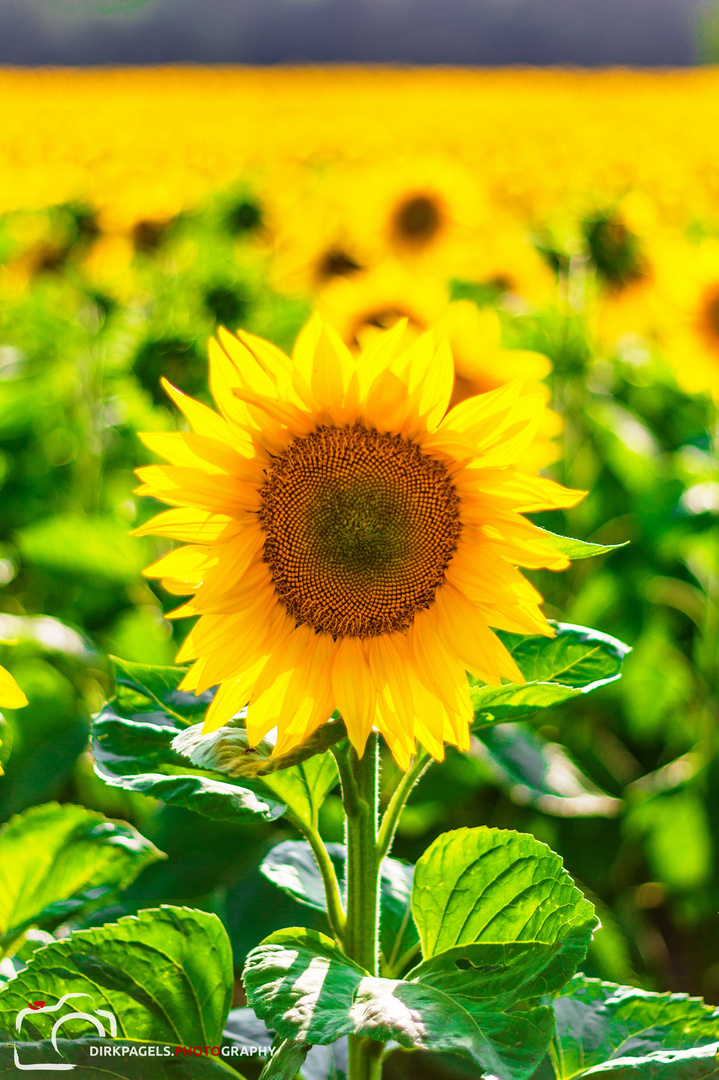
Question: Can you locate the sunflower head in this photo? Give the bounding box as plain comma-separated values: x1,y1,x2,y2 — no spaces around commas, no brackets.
391,192,446,249
136,316,583,768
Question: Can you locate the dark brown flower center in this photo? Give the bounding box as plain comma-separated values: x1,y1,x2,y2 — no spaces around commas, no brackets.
260,425,461,637
393,195,443,245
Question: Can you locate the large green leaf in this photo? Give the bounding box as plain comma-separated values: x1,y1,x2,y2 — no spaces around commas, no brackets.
260,840,344,913
545,975,719,1079
0,906,233,1047
244,927,554,1080
475,724,621,817
0,1040,242,1078
472,623,630,726
92,660,285,824
412,827,597,992
259,841,419,973
0,802,163,952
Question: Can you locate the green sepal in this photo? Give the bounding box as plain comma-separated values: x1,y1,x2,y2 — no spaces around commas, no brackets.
537,528,629,560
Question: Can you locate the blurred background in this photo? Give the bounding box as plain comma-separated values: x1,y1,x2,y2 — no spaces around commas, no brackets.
0,0,718,65
2,4,719,1078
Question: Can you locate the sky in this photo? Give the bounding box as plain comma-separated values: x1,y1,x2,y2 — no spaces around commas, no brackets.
0,0,707,66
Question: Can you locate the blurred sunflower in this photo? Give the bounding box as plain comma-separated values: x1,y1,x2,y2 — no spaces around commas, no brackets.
345,156,489,275
136,317,582,767
652,236,719,401
318,263,562,470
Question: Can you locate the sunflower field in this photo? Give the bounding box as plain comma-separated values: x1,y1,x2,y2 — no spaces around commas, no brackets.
1,66,719,1080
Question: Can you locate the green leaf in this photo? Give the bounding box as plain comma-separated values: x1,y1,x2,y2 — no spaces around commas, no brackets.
412,826,597,991
0,802,163,950
537,529,629,560
17,514,150,585
258,842,420,973
259,754,339,830
0,906,233,1047
548,975,719,1079
260,1037,311,1080
0,1040,243,1078
260,840,344,913
475,724,621,817
92,661,286,825
472,623,630,726
244,927,553,1080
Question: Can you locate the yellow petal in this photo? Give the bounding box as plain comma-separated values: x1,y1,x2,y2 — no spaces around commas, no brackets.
161,378,239,445
0,664,28,709
331,636,376,758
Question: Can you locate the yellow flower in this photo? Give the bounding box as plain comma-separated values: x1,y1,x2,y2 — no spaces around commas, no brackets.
135,317,583,768
652,235,719,401
0,664,27,711
318,263,562,471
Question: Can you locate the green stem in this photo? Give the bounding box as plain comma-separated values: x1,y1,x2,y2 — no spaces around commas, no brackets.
377,749,430,862
339,735,382,1080
287,812,346,944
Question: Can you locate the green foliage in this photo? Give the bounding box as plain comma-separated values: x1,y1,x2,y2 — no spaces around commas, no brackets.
245,927,554,1080
412,828,597,984
246,830,597,1078
471,623,629,726
260,755,340,831
0,801,163,953
259,840,420,973
540,975,719,1078
92,659,286,823
0,906,233,1046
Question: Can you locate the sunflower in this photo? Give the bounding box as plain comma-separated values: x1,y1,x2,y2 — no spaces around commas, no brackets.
318,262,562,471
135,317,583,768
342,155,489,277
651,235,719,401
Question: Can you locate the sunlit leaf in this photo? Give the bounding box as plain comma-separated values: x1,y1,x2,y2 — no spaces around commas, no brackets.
0,906,233,1047
544,975,719,1078
412,826,597,991
244,927,554,1080
0,802,163,951
92,661,285,824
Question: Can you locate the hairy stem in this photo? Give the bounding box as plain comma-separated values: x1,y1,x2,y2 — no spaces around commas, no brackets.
341,735,382,1080
286,811,346,943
